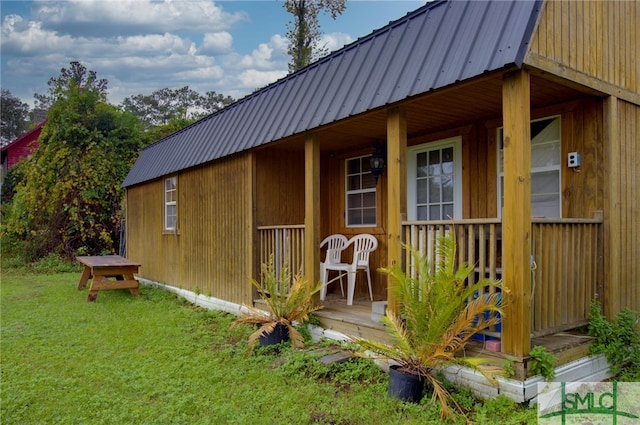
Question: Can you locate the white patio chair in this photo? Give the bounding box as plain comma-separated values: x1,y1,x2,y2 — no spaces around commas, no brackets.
321,233,378,305
319,234,349,301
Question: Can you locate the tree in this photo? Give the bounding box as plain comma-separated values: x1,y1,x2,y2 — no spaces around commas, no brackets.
1,89,30,145
200,90,235,115
33,61,108,111
121,86,234,131
2,63,143,261
283,0,346,72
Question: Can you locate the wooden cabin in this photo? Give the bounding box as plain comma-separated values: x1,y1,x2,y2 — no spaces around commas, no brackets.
123,0,639,399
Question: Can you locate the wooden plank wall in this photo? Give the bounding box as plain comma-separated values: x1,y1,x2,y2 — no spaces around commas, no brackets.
126,178,186,288
254,148,305,227
612,100,639,313
126,154,255,305
530,0,638,96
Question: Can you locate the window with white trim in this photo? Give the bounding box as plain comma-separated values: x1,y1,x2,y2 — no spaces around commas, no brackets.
407,137,462,220
164,176,177,231
345,156,377,227
498,116,561,217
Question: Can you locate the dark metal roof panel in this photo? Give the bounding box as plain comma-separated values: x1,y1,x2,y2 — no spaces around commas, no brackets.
123,0,542,187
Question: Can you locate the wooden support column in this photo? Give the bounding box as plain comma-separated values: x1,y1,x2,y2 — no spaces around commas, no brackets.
501,70,532,356
386,107,407,312
304,134,321,291
603,96,621,319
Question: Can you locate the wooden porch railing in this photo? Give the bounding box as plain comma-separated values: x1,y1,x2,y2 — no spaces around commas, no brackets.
257,225,305,290
530,217,602,336
402,217,603,338
257,219,603,338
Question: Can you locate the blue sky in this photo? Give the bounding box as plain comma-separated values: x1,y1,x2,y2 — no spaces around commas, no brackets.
1,0,425,107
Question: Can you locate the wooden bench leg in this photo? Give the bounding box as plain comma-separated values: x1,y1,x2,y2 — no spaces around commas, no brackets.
77,266,92,290
125,274,140,296
86,275,105,301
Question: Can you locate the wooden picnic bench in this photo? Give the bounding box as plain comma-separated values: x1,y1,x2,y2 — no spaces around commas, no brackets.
76,255,141,301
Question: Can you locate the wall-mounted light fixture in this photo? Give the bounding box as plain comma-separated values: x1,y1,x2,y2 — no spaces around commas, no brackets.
370,140,386,184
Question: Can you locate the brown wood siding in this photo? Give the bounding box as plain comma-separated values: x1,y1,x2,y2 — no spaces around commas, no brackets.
612,100,639,313
530,0,639,97
255,148,305,226
126,154,254,305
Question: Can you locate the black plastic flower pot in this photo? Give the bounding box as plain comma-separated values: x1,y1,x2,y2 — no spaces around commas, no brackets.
258,322,290,347
388,365,425,403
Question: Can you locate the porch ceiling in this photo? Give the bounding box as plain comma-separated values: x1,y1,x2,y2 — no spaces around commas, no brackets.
270,70,589,154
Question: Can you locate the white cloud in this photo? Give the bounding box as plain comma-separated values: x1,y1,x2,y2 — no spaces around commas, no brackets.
321,32,354,53
1,15,75,55
199,32,233,55
114,33,195,56
237,69,288,92
229,35,288,70
32,0,248,36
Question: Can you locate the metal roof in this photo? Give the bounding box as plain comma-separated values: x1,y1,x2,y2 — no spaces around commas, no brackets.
123,0,542,188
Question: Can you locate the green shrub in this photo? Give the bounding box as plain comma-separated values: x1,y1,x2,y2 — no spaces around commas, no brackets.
588,300,640,380
529,345,556,381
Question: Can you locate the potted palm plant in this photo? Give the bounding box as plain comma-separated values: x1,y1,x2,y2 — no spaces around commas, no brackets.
232,257,323,354
353,232,506,418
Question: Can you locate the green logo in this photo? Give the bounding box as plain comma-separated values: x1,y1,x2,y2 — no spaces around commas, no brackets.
538,382,640,424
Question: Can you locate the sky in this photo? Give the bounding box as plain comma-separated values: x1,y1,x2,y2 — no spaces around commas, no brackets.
1,0,426,108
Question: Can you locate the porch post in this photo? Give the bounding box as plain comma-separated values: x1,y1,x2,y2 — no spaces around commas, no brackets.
304,134,321,291
501,69,532,356
386,107,407,311
603,96,621,319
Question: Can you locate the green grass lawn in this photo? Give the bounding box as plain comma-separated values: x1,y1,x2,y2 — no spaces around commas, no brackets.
1,270,536,424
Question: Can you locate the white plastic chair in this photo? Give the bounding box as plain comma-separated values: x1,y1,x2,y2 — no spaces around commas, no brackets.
319,234,349,301
321,234,378,305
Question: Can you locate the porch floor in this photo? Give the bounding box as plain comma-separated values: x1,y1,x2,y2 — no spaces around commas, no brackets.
316,294,389,343
316,294,595,380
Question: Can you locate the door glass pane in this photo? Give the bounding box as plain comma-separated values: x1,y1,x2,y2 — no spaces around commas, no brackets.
417,179,428,203
429,177,441,203
429,205,440,219
442,176,453,202
417,206,428,220
442,147,454,174
428,150,440,175
417,152,428,177
443,203,453,219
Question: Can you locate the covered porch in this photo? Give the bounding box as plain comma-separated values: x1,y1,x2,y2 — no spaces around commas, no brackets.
257,213,603,374
251,66,608,365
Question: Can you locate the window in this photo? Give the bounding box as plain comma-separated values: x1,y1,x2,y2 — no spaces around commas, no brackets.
345,156,377,227
498,116,561,217
164,176,177,231
407,137,462,220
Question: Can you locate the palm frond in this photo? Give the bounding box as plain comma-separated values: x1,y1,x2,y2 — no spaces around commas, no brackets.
233,255,323,354
355,229,508,418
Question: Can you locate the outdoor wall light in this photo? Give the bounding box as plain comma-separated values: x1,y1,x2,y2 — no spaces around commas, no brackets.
370,140,386,184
